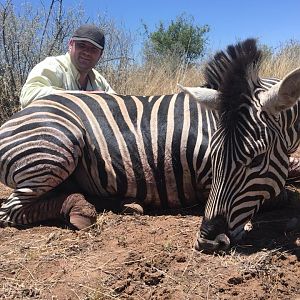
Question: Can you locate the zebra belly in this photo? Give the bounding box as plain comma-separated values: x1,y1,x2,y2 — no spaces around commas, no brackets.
71,147,200,209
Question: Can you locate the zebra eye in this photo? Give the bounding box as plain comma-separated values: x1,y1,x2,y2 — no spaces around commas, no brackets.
249,154,263,169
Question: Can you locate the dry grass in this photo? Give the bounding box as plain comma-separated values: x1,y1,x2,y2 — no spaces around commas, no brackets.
111,59,204,96
119,40,300,96
260,41,300,78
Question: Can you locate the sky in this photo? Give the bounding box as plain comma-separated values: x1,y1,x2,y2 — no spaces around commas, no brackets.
16,0,300,55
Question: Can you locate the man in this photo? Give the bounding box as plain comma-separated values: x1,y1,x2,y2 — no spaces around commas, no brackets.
20,24,115,109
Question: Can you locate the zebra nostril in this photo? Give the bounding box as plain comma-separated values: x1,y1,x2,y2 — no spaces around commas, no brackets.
214,233,230,251
194,233,230,253
194,236,219,252
195,214,231,253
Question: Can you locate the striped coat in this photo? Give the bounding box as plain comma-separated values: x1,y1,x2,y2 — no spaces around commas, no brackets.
188,39,300,251
0,91,217,227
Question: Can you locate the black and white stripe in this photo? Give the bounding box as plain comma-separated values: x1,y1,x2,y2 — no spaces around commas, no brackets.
0,90,217,226
193,39,300,249
1,39,299,240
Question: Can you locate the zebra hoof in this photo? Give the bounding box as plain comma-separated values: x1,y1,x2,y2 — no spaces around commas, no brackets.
120,202,144,215
194,233,230,253
70,213,97,230
61,193,97,230
69,201,97,230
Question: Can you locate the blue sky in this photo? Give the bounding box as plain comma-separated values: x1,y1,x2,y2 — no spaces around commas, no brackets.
19,0,300,54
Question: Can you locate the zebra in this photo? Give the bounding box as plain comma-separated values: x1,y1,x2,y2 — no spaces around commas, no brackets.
180,39,300,251
0,86,220,229
0,39,299,243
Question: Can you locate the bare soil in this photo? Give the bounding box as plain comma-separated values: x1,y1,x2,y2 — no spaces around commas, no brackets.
0,182,300,299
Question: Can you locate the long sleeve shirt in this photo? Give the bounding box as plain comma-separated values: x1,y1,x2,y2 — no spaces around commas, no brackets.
20,52,115,108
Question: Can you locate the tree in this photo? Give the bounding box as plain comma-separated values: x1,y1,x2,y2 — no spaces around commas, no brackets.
143,14,209,65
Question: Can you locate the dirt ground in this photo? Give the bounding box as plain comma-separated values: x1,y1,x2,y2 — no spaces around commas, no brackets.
0,183,300,299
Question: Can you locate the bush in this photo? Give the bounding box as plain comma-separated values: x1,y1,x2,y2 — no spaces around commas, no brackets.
143,14,209,68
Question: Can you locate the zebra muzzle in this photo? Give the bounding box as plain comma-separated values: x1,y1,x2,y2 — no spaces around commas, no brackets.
194,233,231,253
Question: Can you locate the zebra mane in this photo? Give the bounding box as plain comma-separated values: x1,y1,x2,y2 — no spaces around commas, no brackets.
204,38,263,123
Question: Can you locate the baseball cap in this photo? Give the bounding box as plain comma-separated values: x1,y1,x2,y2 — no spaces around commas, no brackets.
72,24,105,49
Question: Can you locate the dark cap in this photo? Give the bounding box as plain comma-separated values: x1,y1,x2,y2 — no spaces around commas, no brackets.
72,24,105,49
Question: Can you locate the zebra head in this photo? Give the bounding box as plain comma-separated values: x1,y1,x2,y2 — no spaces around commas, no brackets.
184,39,300,252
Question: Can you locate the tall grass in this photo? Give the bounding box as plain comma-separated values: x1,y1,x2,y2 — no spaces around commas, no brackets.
111,57,205,96
112,40,300,96
260,40,300,78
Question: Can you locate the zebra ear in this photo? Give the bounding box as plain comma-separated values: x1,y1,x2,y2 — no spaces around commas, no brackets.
260,67,300,115
177,84,220,111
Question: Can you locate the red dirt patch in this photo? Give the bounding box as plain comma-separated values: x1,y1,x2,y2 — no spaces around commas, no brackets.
0,182,300,299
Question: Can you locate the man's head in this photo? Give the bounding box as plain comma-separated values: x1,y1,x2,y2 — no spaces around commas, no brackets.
68,24,105,74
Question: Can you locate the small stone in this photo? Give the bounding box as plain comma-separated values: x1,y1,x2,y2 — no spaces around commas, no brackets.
227,276,243,285
176,255,186,263
114,280,128,293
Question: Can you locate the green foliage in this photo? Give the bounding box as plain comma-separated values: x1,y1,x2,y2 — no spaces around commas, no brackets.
144,14,209,65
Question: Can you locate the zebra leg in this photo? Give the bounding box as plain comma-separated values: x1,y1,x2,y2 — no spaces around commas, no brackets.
0,123,99,228
0,152,104,230
0,183,97,229
0,187,66,227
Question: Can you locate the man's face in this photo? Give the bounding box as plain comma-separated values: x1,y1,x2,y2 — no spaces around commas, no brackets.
69,40,102,73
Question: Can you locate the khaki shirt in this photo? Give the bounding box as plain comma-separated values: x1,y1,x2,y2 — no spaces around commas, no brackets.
20,52,115,108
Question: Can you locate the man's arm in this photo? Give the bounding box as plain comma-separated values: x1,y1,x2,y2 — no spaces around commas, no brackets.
20,59,65,109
